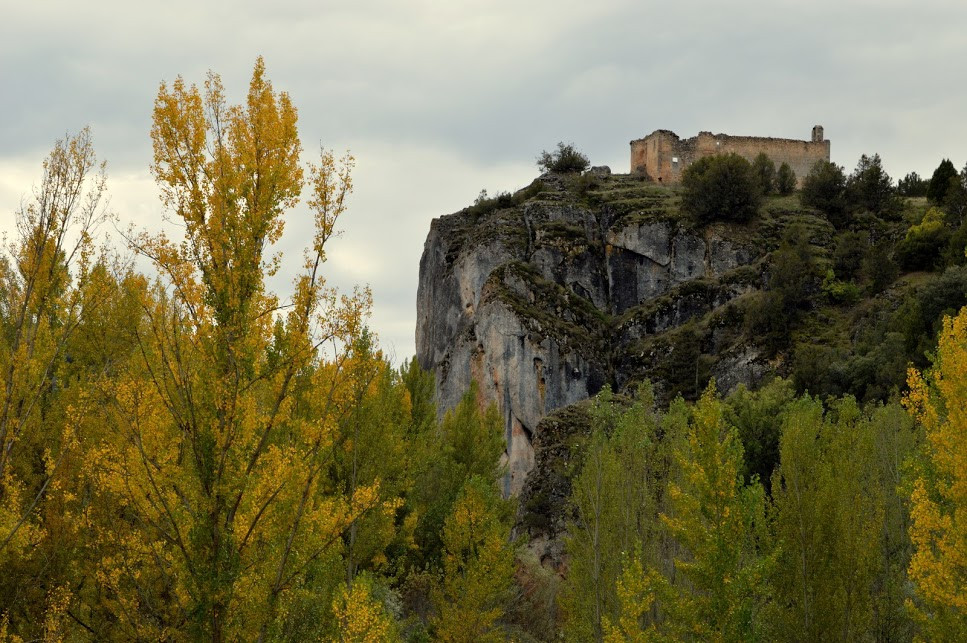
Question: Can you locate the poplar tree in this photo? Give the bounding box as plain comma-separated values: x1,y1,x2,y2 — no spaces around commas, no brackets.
85,59,372,640
904,307,967,639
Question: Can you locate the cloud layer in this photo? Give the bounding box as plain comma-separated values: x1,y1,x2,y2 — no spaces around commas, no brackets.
4,1,967,359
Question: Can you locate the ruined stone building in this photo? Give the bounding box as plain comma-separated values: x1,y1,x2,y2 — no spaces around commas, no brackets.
630,126,830,186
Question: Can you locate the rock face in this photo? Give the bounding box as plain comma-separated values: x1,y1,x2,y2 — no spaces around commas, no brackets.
416,173,775,495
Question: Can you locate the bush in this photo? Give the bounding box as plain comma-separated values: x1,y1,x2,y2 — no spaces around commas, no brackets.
680,153,762,223
895,207,950,272
927,158,958,203
536,142,590,174
751,153,776,195
776,162,797,195
800,159,847,225
465,182,545,219
822,269,862,306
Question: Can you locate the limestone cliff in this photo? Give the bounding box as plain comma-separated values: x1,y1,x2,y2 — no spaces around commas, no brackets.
416,170,798,495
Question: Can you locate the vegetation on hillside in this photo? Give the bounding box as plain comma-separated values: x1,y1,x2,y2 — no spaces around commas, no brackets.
2,60,967,640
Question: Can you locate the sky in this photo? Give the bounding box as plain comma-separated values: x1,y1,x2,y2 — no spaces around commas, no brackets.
3,0,967,362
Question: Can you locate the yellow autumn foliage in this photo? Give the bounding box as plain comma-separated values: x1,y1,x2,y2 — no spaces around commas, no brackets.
904,307,967,638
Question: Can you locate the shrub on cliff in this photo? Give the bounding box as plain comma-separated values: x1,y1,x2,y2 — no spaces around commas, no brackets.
537,142,590,173
680,153,761,223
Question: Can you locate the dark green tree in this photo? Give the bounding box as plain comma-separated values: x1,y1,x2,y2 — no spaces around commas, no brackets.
745,225,822,350
833,231,868,281
680,153,762,223
776,162,797,196
942,170,967,223
537,142,590,174
845,153,899,218
751,152,776,195
724,378,797,492
800,160,847,225
862,240,898,294
897,171,928,197
926,158,958,203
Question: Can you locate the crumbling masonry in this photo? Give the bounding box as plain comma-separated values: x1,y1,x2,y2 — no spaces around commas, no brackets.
630,126,830,186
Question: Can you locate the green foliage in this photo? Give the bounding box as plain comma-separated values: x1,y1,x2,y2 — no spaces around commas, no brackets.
660,322,712,401
942,171,967,223
845,153,900,218
776,162,797,196
744,226,822,351
401,357,436,436
943,220,967,267
724,378,797,492
832,230,868,281
537,142,590,174
680,153,762,223
431,476,515,642
896,207,951,271
560,385,668,640
898,171,928,197
892,265,967,369
649,383,773,641
465,181,545,220
926,158,958,203
751,152,776,196
822,268,862,306
769,398,892,640
408,383,506,570
800,159,847,224
862,239,898,294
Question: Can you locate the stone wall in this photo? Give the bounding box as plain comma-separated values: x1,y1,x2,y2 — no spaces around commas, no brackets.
630,127,830,186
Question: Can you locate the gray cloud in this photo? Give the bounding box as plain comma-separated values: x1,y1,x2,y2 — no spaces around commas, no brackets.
4,0,967,360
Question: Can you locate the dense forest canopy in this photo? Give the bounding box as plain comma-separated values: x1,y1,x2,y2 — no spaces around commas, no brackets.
1,60,967,641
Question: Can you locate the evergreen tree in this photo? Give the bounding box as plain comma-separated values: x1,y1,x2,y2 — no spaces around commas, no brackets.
897,171,928,197
681,153,762,223
751,152,776,196
845,153,899,218
926,158,958,204
800,159,847,225
776,162,797,196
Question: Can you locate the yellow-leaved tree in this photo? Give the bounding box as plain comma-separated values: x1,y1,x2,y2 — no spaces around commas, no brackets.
431,476,514,642
623,383,771,641
904,307,967,639
0,128,114,636
82,58,378,640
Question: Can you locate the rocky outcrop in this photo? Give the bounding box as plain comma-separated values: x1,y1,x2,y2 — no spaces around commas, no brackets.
416,172,776,495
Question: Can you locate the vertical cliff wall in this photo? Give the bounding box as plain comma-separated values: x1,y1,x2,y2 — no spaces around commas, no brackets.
416,171,778,495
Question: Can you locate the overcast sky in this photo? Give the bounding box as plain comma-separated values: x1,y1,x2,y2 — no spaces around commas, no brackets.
3,0,967,361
